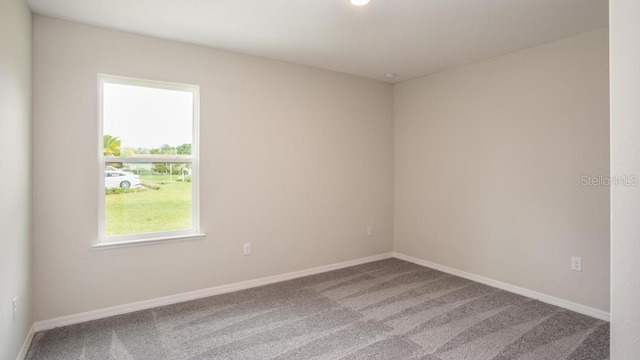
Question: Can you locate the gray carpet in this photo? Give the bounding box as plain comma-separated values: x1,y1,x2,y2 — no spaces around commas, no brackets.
26,259,609,359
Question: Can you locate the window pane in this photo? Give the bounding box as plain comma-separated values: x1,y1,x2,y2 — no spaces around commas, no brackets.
104,163,192,237
103,83,193,157
99,76,199,243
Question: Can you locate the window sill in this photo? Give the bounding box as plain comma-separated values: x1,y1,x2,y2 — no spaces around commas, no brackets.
92,233,206,250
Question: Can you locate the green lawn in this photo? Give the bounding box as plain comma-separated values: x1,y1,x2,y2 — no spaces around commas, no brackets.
139,174,188,183
105,180,192,236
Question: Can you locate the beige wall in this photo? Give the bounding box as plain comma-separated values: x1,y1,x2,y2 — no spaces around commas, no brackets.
394,28,610,311
0,0,32,357
31,14,612,325
32,16,394,321
610,0,640,356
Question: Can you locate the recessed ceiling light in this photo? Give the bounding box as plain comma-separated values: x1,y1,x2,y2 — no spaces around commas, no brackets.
384,73,397,80
350,0,371,6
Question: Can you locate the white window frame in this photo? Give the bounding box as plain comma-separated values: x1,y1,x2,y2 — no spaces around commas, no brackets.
95,74,203,248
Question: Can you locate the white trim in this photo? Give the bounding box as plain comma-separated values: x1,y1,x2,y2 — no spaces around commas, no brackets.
16,324,35,360
100,228,202,245
91,233,206,250
392,252,610,321
97,73,199,92
103,155,192,163
33,253,393,332
97,74,201,246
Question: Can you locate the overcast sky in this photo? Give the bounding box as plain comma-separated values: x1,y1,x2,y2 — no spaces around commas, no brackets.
103,83,193,149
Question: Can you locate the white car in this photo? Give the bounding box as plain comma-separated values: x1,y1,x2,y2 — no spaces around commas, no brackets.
105,170,140,189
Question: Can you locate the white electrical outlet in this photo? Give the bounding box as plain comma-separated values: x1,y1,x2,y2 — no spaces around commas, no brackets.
366,226,373,236
12,297,18,322
243,243,252,256
571,256,582,272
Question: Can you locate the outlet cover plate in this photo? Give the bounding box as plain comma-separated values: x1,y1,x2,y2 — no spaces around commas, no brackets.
571,256,582,272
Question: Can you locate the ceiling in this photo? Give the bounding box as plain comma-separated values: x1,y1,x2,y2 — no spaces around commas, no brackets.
27,0,608,82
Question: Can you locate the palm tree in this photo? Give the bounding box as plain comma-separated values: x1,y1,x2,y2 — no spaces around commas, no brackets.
103,135,121,156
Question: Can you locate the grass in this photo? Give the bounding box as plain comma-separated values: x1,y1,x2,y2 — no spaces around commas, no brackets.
139,174,188,183
105,177,192,236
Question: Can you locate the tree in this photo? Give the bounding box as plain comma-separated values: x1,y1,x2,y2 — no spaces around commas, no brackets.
153,163,167,174
103,135,121,156
176,143,191,155
158,144,176,155
122,147,136,157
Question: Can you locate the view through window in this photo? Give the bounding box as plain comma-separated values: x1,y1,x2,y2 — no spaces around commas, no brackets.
98,75,199,243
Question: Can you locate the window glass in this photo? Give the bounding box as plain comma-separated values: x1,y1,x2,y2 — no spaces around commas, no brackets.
99,75,199,243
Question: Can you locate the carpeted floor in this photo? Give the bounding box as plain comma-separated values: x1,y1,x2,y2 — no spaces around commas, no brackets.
26,258,609,359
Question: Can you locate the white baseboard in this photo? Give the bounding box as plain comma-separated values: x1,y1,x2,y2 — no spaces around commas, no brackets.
392,252,610,321
16,324,35,360
31,250,608,338
33,252,393,332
